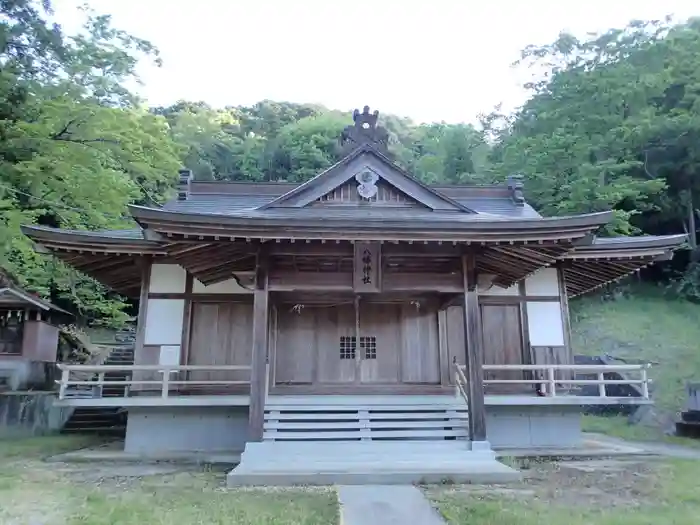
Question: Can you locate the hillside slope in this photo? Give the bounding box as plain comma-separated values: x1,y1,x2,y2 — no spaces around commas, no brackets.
571,285,700,441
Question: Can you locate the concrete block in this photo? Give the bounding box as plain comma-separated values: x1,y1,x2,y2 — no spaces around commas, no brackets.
124,406,249,454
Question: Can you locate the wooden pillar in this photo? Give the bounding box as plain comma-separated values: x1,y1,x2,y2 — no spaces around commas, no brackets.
556,262,573,355
461,253,487,443
248,246,270,442
134,255,152,358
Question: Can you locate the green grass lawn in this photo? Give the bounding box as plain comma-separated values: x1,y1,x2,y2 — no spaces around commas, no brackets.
0,436,339,525
427,458,700,525
570,285,700,444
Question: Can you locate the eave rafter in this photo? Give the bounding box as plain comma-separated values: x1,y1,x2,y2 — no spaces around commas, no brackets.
45,250,144,298
477,244,569,288
563,256,666,298
165,242,256,285
562,234,687,297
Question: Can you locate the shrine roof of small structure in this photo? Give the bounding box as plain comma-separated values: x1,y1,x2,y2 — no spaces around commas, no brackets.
0,269,72,317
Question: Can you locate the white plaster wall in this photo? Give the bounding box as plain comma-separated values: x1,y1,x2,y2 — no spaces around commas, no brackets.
159,345,181,366
193,276,252,294
144,298,185,345
526,301,565,346
149,264,187,294
525,268,559,296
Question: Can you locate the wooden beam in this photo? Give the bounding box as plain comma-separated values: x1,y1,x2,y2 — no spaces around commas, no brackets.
179,272,194,368
142,229,168,242
248,246,270,442
438,293,462,310
134,256,152,366
557,263,573,358
461,253,487,443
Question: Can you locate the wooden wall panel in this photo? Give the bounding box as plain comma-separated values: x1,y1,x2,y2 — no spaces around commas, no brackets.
399,303,440,384
188,302,253,383
20,321,59,362
530,345,574,388
275,305,316,384
480,303,528,394
444,305,466,384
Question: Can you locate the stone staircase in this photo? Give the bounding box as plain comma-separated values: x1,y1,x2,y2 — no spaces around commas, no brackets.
263,400,469,441
228,396,520,486
61,345,133,436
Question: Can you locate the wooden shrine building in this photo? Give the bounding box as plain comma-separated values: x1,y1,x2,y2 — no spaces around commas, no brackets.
0,271,72,391
22,106,686,485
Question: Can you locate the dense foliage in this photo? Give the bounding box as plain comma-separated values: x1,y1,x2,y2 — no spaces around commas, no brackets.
2,2,699,325
0,0,180,326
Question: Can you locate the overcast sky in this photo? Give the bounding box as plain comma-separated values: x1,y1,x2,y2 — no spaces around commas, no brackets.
52,0,699,124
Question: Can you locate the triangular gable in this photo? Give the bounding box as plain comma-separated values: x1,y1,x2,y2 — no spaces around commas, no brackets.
316,178,424,207
258,145,476,213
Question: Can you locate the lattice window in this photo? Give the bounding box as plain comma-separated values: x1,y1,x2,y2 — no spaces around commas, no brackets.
339,336,356,360
360,336,377,360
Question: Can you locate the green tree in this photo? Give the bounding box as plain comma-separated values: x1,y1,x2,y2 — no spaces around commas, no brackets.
487,18,700,236
1,0,180,326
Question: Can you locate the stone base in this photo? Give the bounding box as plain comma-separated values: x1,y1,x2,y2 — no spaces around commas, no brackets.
0,391,72,437
124,406,249,454
486,405,582,448
226,440,520,487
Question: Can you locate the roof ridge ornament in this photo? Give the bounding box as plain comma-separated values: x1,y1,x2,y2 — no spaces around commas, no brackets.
507,174,525,207
340,105,390,155
178,169,193,201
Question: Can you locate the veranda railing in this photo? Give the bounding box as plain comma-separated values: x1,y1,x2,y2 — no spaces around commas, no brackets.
56,364,253,400
453,361,651,399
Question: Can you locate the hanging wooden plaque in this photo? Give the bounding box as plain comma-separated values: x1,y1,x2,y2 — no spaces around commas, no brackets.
353,241,381,293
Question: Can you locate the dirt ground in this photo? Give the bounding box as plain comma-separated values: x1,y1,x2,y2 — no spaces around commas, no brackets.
444,458,658,507
427,457,700,524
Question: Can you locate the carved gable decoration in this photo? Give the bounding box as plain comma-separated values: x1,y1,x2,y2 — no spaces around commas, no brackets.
314,168,423,208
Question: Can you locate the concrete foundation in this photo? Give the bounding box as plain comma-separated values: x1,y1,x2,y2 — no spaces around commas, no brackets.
486,405,582,449
0,391,72,437
121,404,584,455
124,406,249,454
0,359,56,390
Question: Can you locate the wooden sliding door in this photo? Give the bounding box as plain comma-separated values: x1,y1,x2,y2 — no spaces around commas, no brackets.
273,301,441,388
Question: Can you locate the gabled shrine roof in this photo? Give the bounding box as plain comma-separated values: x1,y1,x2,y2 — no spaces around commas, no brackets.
19,105,688,298
160,181,542,219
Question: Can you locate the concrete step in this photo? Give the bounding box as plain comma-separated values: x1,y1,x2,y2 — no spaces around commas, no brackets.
227,441,519,487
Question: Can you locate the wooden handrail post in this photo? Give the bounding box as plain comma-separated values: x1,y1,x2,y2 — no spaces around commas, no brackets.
97,372,105,398
59,368,69,400
641,366,650,399
597,372,606,397
161,369,170,399
547,367,556,397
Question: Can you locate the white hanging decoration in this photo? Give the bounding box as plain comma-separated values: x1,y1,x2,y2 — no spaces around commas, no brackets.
355,170,379,200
